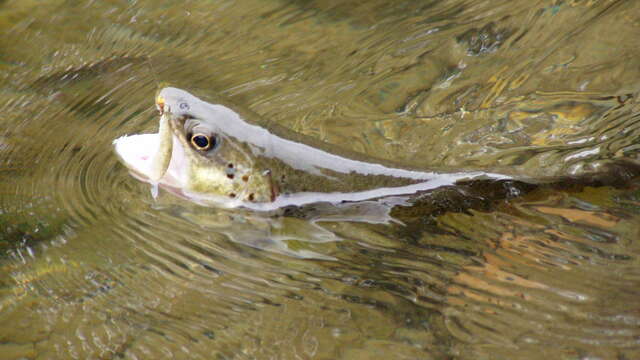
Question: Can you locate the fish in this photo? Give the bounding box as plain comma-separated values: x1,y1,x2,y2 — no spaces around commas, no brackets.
113,87,509,211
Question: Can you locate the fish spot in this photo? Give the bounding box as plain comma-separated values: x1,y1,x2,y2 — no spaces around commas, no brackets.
248,193,255,201
225,163,236,178
242,175,249,182
229,193,236,198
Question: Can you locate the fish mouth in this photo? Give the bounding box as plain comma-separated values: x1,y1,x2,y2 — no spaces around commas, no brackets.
113,133,162,178
113,132,187,189
114,103,190,188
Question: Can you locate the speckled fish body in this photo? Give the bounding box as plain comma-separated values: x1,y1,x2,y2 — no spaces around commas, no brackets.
114,87,508,210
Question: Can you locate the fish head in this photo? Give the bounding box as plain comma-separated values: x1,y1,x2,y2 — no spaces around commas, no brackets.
114,87,276,206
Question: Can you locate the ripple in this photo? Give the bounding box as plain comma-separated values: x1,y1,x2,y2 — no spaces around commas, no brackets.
435,188,640,355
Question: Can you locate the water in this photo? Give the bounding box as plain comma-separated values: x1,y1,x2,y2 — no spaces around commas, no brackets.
1,0,640,358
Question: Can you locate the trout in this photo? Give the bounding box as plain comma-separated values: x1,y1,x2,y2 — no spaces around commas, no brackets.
113,87,508,210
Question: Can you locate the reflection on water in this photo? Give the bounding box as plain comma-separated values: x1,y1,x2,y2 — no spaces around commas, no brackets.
1,0,640,358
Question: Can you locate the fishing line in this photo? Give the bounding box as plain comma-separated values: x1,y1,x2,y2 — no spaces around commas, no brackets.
146,56,161,90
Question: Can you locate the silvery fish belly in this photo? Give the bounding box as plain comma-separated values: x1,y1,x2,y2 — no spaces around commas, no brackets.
113,87,508,210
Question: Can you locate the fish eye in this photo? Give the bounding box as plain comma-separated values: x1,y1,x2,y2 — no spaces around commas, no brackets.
190,133,215,151
179,102,189,110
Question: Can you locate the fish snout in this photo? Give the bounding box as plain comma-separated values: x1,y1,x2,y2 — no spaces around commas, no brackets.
156,95,165,115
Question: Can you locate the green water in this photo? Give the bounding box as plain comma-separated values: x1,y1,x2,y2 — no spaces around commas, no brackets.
1,0,640,358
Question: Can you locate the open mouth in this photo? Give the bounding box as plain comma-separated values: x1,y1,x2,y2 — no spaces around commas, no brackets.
113,133,161,179
113,133,186,189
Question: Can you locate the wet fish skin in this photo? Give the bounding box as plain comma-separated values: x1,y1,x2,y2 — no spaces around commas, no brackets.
115,87,509,210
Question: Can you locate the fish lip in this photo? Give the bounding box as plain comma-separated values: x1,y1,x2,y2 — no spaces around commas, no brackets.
167,113,188,143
